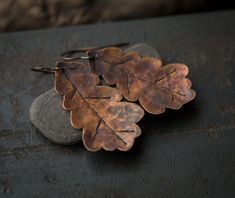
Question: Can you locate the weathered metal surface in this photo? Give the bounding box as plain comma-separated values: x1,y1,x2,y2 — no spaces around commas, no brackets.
0,10,235,197
29,44,156,146
55,61,144,151
87,47,195,114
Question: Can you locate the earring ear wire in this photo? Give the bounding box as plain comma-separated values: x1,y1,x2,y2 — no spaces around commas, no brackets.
60,42,129,61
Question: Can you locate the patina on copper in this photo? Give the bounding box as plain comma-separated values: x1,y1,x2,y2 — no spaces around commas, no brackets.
31,43,196,152
54,61,144,151
84,47,196,114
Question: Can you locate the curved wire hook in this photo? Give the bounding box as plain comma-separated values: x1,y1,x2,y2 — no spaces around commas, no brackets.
30,66,63,74
61,42,129,61
60,50,94,61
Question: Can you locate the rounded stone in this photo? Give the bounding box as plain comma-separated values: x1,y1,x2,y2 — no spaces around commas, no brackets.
125,43,161,59
30,88,82,145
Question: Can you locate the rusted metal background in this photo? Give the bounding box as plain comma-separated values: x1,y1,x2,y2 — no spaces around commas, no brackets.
0,10,235,197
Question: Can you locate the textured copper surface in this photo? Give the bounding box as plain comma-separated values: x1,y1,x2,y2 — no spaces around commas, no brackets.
55,62,144,151
32,44,196,151
88,47,196,114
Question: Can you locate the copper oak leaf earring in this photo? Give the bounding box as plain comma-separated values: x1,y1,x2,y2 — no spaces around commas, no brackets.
31,43,196,152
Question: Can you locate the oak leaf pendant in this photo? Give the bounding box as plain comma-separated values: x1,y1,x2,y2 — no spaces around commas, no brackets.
55,62,144,151
43,44,197,152
87,47,196,114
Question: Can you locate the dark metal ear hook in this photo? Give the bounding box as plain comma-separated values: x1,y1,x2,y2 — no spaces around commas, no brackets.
30,67,63,74
60,42,129,61
60,50,94,61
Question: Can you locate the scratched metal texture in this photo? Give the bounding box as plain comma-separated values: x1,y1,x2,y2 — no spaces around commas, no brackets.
0,10,235,198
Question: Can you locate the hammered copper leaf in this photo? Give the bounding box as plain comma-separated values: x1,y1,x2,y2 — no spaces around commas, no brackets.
87,47,196,114
55,61,144,151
